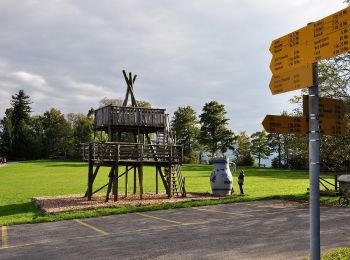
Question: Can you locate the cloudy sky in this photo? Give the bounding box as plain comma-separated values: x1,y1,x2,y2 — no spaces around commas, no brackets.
0,0,347,134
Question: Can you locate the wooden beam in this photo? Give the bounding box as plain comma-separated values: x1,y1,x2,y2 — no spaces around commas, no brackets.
84,165,100,197
113,164,119,201
105,166,115,202
125,166,129,197
156,166,158,194
129,72,137,107
87,144,93,201
122,70,130,106
133,167,137,194
168,146,173,198
138,165,143,199
108,126,112,142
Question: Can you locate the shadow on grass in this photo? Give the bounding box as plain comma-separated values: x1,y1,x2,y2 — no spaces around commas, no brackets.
44,163,87,168
182,165,309,179
182,165,212,171
0,201,40,217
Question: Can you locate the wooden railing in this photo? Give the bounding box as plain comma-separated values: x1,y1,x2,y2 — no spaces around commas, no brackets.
94,106,166,128
82,142,182,164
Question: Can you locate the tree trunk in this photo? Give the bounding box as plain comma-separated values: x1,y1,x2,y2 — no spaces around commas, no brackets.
278,143,281,168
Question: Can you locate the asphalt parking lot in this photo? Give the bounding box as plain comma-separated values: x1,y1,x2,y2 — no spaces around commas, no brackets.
1,200,349,259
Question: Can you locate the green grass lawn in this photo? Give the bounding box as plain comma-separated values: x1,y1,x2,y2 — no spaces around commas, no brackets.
0,160,337,225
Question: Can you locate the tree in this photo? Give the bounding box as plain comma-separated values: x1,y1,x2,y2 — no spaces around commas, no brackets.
99,97,151,108
27,115,45,159
199,101,235,158
67,113,94,158
250,131,270,167
99,97,123,107
10,90,32,126
0,108,14,157
268,133,283,168
42,108,73,158
8,90,33,160
234,131,254,166
171,106,200,163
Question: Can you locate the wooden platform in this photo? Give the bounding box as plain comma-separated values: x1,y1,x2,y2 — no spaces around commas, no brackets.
94,106,166,132
82,142,182,166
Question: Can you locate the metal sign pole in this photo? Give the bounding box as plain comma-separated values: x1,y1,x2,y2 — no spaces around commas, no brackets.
309,62,320,260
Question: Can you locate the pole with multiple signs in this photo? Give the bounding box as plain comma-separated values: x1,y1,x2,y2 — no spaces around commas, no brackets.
263,6,350,260
309,63,320,260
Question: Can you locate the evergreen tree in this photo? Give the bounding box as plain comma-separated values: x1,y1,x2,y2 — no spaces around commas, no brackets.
0,108,14,157
171,106,200,163
199,101,235,158
9,90,33,159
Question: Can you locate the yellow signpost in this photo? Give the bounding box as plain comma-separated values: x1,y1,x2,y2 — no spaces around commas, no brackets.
310,7,350,62
265,6,350,259
269,26,313,74
270,6,350,75
269,64,313,95
262,115,308,135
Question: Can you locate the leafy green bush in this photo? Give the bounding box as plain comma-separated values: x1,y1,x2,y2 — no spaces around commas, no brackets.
321,248,350,260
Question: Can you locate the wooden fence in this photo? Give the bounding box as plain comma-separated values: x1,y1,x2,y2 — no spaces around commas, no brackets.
94,106,166,128
82,142,182,164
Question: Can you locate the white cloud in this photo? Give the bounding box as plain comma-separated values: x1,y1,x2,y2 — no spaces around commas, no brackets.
0,0,347,132
12,71,46,87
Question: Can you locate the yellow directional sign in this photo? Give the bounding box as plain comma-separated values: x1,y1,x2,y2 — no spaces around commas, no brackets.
270,6,350,75
311,7,350,61
312,26,350,62
269,26,313,74
302,96,346,136
270,64,313,95
269,26,310,56
303,96,346,119
262,115,308,135
319,117,346,136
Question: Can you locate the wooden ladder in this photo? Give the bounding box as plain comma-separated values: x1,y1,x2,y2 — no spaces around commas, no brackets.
166,164,186,197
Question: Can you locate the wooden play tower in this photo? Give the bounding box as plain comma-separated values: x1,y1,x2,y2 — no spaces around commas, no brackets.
82,70,186,202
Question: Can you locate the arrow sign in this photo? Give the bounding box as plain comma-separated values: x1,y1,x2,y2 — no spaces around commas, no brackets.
303,95,346,119
269,6,350,75
269,64,313,95
311,7,350,62
319,117,346,136
262,115,308,135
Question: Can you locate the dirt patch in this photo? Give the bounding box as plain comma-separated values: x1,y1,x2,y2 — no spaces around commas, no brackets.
33,192,234,214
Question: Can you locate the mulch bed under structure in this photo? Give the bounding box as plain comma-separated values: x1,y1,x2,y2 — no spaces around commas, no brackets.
33,192,233,215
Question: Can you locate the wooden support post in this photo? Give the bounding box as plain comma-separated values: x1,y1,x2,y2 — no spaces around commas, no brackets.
335,175,338,192
138,165,143,199
87,144,93,201
168,146,173,198
84,165,100,197
105,166,115,202
139,143,144,199
125,166,129,197
113,164,119,201
133,167,137,194
156,166,159,194
167,166,171,198
108,126,112,142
